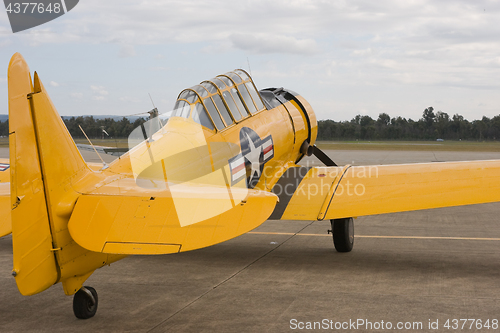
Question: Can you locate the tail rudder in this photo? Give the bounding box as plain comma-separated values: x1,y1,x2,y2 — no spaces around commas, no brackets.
8,53,58,295
9,53,98,295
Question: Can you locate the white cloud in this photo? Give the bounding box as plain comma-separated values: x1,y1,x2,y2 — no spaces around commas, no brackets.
50,81,59,87
0,37,12,48
70,92,84,99
90,85,109,100
2,0,500,120
150,66,169,71
118,44,136,58
119,96,141,103
90,85,109,96
230,34,319,55
353,48,375,57
5,1,500,63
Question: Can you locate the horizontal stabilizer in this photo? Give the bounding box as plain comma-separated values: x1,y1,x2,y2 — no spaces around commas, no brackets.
68,183,277,254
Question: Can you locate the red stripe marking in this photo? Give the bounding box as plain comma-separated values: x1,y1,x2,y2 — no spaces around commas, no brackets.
232,163,245,174
263,145,273,154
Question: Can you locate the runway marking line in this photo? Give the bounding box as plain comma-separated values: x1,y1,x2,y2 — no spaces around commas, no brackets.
248,232,500,241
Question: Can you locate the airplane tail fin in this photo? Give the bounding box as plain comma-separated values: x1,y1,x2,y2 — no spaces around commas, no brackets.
8,53,91,295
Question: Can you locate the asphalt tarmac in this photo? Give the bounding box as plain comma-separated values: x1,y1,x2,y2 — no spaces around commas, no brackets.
1,148,499,332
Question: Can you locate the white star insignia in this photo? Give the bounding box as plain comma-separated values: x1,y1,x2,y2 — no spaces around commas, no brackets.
243,132,262,182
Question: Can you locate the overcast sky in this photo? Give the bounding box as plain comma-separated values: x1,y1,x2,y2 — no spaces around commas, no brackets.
1,0,499,121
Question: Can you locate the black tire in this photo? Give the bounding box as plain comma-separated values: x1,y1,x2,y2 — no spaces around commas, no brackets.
73,286,98,319
332,217,354,252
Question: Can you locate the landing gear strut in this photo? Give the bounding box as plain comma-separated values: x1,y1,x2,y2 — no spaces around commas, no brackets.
329,217,354,252
73,286,98,319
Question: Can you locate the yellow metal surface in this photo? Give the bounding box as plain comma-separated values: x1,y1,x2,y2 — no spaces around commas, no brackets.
8,53,58,295
103,243,181,255
285,100,308,148
294,95,318,146
28,72,122,294
61,270,94,296
87,162,104,171
68,187,277,254
220,103,295,191
325,161,500,219
280,161,500,221
317,165,351,220
280,166,343,220
8,54,122,296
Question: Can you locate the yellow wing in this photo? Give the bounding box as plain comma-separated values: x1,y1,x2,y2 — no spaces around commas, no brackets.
270,162,500,220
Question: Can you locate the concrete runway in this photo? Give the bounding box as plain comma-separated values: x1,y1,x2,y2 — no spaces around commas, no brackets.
1,148,499,332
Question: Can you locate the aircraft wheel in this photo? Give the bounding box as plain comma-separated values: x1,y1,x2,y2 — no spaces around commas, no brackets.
73,286,98,319
331,217,354,252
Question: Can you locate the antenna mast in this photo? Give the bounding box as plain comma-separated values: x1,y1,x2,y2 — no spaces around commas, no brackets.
79,125,108,170
247,57,252,77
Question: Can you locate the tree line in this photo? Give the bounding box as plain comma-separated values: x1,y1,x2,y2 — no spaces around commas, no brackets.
0,116,147,139
0,107,499,141
318,107,500,141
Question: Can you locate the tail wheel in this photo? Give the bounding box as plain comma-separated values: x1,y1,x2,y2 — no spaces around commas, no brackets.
73,286,98,319
331,217,354,252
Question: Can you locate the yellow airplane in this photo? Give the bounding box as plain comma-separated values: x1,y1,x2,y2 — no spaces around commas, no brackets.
2,53,500,319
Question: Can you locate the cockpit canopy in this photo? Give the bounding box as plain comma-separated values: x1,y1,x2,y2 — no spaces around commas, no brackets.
172,69,266,131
